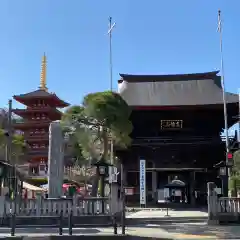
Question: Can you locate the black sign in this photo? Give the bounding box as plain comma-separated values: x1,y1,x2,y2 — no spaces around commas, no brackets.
161,120,183,129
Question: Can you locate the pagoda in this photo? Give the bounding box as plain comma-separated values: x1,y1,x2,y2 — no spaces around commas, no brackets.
12,54,69,177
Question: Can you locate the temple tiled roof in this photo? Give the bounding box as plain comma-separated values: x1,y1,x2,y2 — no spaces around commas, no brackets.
118,71,238,106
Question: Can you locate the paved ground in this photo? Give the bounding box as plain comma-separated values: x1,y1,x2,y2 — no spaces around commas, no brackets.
1,223,240,239
127,209,208,219
0,209,238,239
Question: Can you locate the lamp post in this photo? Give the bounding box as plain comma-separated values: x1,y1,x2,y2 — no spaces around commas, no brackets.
6,100,12,163
93,160,112,213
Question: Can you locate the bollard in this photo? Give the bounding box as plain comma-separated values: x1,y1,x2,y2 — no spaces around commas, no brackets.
166,206,169,216
113,215,117,235
10,213,16,236
121,210,126,235
164,199,170,217
68,210,73,235
59,210,63,235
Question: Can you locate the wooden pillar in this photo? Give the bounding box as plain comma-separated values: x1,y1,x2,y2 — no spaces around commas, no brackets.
151,162,157,200
190,171,196,206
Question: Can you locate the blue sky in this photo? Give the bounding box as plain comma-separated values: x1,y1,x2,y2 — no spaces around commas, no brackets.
0,0,239,113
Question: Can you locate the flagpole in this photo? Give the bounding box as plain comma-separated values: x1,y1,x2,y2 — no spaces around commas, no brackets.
108,17,115,165
218,10,230,197
108,16,116,214
108,17,115,92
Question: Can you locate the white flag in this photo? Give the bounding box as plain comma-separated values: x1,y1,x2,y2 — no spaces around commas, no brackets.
108,22,116,35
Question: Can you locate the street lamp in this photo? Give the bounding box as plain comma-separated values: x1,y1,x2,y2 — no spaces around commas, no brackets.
93,159,113,213
99,165,107,176
93,160,112,179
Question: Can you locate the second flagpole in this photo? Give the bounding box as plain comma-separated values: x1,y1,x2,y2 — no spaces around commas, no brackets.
218,10,230,197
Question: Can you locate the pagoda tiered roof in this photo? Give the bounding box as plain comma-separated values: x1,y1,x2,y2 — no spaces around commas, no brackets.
12,107,62,118
13,89,69,108
118,71,239,106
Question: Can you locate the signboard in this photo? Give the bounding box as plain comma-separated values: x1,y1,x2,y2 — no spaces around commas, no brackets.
125,187,134,196
139,159,146,205
161,120,183,129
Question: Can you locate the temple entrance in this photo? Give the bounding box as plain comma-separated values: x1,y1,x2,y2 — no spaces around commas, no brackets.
155,171,190,205
125,167,219,207
165,178,187,204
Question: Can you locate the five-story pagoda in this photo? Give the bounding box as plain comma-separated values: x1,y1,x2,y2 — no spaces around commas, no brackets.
12,54,69,177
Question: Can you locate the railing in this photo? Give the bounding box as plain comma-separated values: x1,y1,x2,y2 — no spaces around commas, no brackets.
64,166,94,178
13,120,51,126
208,183,240,224
27,151,48,156
4,197,110,216
25,133,49,140
17,165,94,181
218,197,240,214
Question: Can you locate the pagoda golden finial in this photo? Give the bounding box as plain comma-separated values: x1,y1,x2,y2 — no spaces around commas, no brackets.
39,53,47,91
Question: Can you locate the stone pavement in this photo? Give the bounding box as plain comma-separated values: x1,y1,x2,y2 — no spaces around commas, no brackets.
127,209,208,219
0,223,240,239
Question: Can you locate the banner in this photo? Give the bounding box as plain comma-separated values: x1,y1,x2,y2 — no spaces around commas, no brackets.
139,159,146,205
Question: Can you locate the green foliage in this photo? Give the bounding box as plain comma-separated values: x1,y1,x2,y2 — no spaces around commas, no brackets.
0,110,26,163
62,91,132,164
229,150,240,194
233,150,240,171
229,174,240,191
0,129,26,163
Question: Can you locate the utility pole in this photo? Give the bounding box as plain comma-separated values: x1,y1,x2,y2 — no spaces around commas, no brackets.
218,10,230,197
6,99,12,163
6,99,16,210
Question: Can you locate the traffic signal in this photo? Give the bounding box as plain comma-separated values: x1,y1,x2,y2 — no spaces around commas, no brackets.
227,152,233,167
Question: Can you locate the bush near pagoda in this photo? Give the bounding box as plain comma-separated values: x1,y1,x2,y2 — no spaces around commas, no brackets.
62,91,132,196
0,109,26,164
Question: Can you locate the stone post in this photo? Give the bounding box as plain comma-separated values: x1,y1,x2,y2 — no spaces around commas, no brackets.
48,121,64,198
207,182,219,225
0,196,6,217
111,183,121,214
